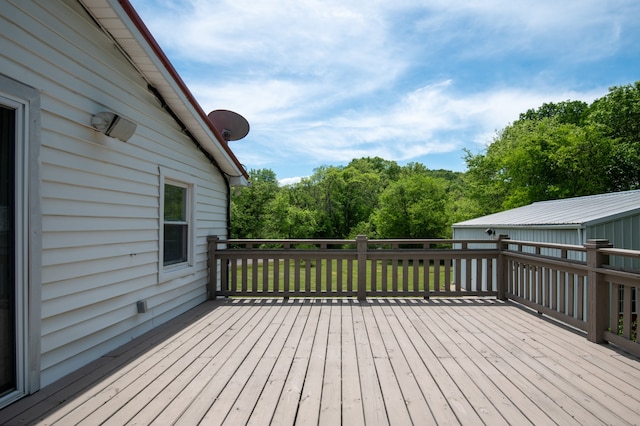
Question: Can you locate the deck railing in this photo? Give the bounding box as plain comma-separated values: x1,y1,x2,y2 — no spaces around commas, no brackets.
208,236,501,299
207,235,639,355
502,240,589,331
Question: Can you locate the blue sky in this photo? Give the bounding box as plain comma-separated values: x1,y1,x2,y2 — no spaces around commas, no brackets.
131,0,640,185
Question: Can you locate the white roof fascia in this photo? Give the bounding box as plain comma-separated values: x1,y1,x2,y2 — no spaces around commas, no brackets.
81,0,249,186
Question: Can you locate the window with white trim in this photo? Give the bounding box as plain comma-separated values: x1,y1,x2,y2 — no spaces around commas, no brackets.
159,170,196,280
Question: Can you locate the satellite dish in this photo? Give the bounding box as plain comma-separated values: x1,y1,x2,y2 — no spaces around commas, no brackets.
207,109,250,142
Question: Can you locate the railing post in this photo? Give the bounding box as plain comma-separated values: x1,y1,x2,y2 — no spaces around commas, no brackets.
356,235,368,301
207,235,219,300
585,239,612,343
496,235,510,301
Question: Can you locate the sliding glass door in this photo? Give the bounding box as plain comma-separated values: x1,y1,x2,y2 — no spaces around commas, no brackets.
0,104,16,397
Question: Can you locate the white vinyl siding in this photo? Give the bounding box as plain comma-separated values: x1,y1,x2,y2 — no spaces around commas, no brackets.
1,1,229,387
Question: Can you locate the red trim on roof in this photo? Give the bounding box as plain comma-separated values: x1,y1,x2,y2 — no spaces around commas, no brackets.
118,0,248,179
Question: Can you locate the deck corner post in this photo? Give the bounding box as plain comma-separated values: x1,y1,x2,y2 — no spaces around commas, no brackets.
496,234,510,301
207,235,219,300
585,238,612,343
356,235,368,301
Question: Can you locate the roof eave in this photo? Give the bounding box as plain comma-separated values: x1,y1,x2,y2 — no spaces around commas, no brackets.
81,0,249,184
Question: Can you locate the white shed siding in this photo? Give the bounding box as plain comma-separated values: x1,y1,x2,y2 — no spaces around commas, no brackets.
3,1,229,386
453,227,586,263
452,227,582,246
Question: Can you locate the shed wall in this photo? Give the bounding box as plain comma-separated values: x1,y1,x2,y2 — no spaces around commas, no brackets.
454,217,640,268
588,213,640,269
2,1,228,387
452,227,585,261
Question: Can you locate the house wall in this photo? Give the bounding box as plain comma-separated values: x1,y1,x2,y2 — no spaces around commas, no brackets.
1,0,228,387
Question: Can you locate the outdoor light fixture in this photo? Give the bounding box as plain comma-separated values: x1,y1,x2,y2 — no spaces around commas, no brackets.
91,111,137,142
485,228,495,236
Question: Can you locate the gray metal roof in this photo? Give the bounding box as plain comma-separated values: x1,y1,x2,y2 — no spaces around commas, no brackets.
454,190,640,228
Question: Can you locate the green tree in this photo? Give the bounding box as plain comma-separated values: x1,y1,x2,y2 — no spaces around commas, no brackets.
588,82,640,190
373,174,448,238
230,168,279,238
264,189,317,238
518,100,589,125
464,101,615,211
296,161,390,238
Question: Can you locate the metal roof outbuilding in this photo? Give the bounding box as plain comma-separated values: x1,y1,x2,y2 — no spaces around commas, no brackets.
453,190,640,267
455,190,640,228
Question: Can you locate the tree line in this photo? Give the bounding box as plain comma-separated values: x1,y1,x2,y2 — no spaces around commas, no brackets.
231,81,640,240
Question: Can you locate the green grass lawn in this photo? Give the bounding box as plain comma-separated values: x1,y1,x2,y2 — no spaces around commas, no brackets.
227,259,450,293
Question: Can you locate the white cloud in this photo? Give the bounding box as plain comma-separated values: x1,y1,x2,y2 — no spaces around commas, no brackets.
229,80,608,169
131,0,639,178
278,176,304,186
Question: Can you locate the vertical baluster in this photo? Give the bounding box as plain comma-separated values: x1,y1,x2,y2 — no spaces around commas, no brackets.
567,273,575,318
622,284,633,339
242,258,248,294
347,259,354,293
550,268,556,309
262,257,269,294
402,259,409,294
294,258,301,295
273,257,280,294
283,258,290,295
610,283,621,337
413,257,419,295
305,258,312,293
368,259,375,295
327,258,333,294
316,257,322,295
559,271,566,315
576,274,585,321
379,259,385,295
392,258,399,294
336,259,343,295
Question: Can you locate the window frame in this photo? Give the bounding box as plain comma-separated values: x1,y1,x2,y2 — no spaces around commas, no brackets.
159,168,196,282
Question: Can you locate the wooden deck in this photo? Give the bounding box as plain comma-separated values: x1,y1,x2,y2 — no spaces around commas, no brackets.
2,298,640,425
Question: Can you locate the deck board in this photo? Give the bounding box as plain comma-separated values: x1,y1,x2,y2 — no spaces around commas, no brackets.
352,302,390,426
246,303,311,426
318,301,342,426
2,298,640,425
371,301,433,425
270,301,321,425
361,302,413,426
466,303,600,425
499,304,640,418
338,301,365,426
398,301,485,424
175,301,285,424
